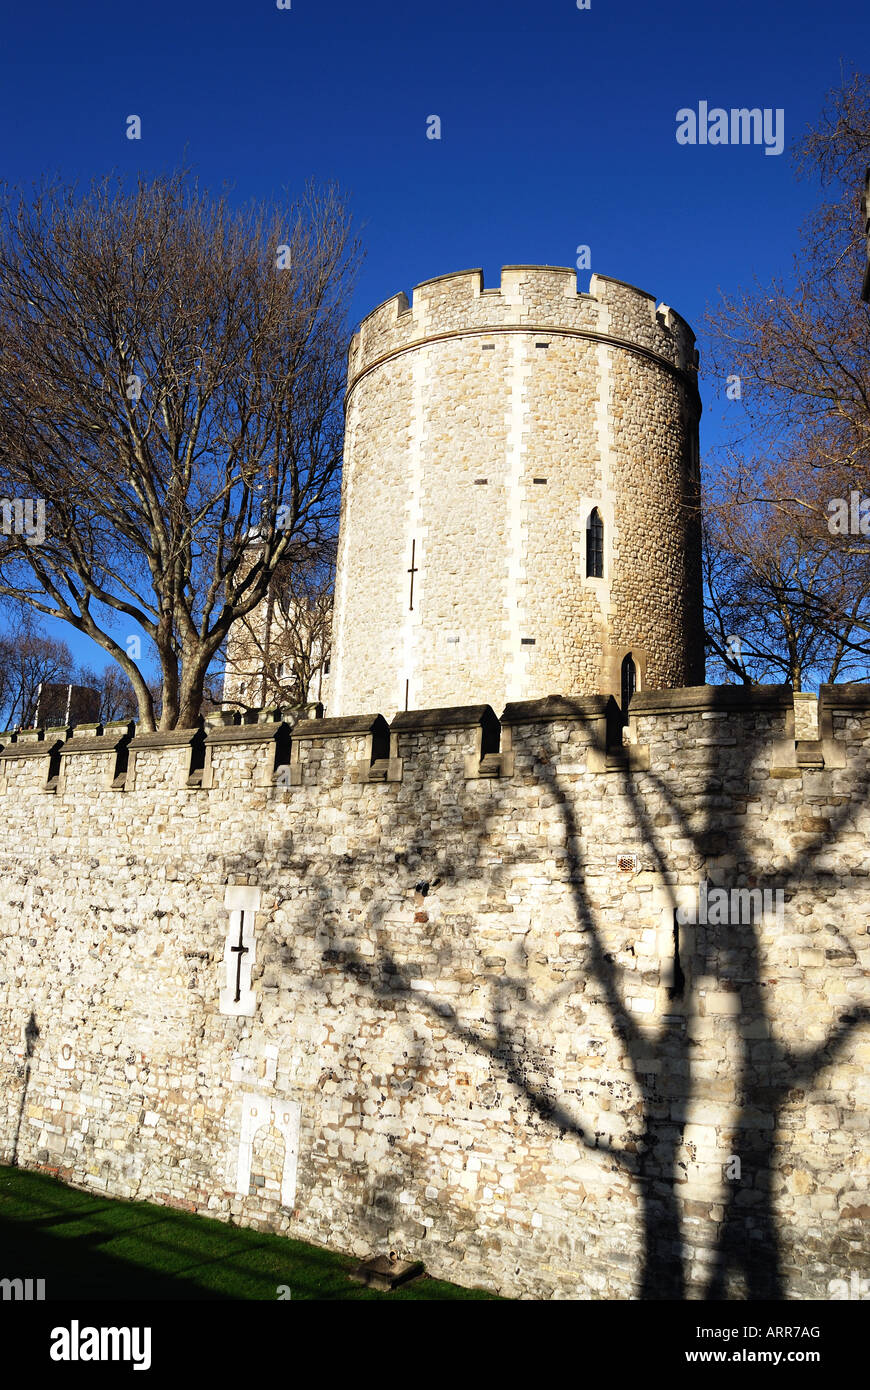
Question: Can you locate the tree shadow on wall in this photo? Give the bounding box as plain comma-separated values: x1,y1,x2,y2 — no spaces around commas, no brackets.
276,693,869,1299
10,1011,39,1166
545,751,868,1300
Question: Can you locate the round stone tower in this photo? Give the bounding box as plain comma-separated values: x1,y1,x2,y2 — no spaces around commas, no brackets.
330,266,703,717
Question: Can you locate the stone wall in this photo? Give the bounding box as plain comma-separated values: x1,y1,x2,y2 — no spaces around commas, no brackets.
0,684,867,1301
331,267,703,718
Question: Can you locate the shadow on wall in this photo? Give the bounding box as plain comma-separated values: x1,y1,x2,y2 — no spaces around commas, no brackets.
283,687,869,1300
11,1011,39,1167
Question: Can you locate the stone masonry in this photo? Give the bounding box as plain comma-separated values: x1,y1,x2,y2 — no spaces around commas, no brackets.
0,684,867,1300
330,267,704,718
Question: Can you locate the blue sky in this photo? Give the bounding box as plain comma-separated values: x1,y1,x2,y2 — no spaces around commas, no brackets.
1,0,866,668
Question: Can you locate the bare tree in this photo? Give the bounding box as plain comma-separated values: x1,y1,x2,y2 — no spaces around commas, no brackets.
0,613,74,728
703,462,870,687
0,170,361,729
73,663,137,723
703,70,870,660
705,70,869,477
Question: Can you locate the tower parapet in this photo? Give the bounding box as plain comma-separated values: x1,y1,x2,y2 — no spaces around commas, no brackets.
347,267,699,390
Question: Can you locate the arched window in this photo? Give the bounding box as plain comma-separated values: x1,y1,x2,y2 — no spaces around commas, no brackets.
586,507,604,578
621,653,637,721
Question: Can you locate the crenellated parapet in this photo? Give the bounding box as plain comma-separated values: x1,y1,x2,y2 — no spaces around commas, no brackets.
0,685,866,800
347,265,699,397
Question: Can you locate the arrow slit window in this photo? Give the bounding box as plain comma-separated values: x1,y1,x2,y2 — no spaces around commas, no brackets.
586,507,604,578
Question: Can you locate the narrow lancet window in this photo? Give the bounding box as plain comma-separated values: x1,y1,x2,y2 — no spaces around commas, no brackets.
621,652,637,722
586,507,604,578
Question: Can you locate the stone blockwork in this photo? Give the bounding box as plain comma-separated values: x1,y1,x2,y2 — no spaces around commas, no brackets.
331,267,703,718
0,684,868,1301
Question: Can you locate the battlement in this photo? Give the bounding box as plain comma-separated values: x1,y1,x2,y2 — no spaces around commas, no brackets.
1,685,866,800
347,265,699,396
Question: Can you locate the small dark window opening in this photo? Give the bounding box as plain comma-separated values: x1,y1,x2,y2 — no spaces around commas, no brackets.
46,742,63,789
668,907,686,1000
187,725,207,785
269,722,293,789
112,738,131,787
586,507,604,578
620,653,637,725
370,715,390,764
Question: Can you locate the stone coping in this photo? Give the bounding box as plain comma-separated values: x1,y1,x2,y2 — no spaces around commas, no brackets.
2,726,70,743
501,695,615,725
390,704,498,733
359,267,673,335
128,726,204,751
61,723,135,755
205,709,287,729
819,683,870,711
205,711,241,728
292,714,386,741
0,735,66,760
630,684,795,716
205,721,290,747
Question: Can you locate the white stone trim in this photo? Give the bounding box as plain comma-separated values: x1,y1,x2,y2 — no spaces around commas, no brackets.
398,344,429,712
219,885,261,1017
331,395,358,717
504,334,531,702
589,326,618,625
235,1092,301,1209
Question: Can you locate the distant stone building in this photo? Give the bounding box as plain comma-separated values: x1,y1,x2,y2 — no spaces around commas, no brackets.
222,588,330,712
34,682,100,727
222,541,331,713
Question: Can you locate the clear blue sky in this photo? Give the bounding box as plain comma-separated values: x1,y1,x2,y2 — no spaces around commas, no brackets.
1,0,866,668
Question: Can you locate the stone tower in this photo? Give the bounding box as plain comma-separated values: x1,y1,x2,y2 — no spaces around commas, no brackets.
330,266,703,717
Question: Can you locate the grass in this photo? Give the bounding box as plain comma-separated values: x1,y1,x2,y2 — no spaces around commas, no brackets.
0,1165,499,1300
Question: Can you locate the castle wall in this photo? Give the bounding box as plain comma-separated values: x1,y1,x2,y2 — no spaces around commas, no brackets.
331,268,703,718
0,686,867,1301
